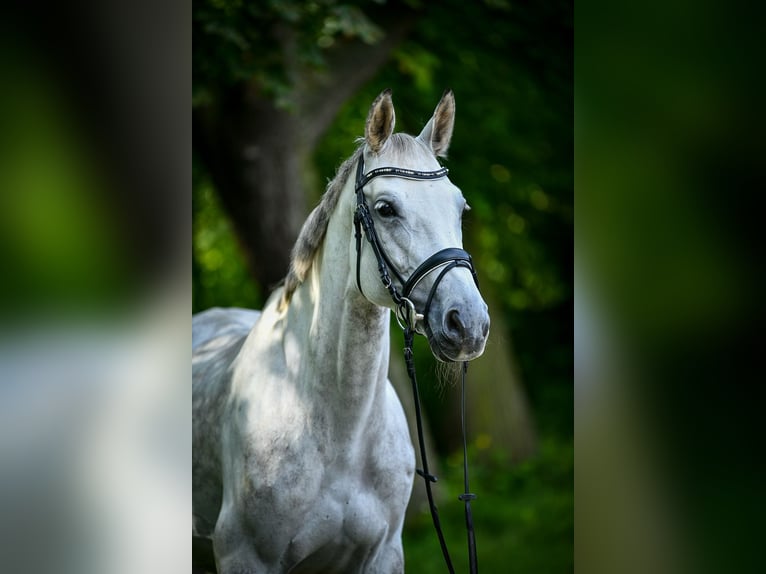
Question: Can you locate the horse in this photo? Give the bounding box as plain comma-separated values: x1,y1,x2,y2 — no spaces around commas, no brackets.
192,89,490,573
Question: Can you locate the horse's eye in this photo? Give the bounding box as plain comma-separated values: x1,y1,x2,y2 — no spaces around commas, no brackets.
375,201,397,218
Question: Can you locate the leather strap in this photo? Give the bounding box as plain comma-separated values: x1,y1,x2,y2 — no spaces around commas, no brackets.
355,165,449,194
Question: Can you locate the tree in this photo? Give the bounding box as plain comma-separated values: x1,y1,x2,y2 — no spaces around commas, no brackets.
193,0,416,290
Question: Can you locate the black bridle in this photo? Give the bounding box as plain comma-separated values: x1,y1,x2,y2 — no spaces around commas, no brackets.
353,154,480,574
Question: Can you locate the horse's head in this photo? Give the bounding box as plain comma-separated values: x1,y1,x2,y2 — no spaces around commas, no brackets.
354,89,490,362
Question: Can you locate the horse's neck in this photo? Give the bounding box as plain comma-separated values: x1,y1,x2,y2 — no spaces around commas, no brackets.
284,206,390,438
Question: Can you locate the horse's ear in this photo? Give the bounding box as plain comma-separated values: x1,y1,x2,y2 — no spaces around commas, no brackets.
365,89,396,153
418,89,455,158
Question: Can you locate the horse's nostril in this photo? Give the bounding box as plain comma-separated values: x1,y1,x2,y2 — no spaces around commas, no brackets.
445,309,466,340
482,320,490,338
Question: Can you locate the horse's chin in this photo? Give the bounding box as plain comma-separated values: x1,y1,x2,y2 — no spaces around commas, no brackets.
425,330,486,363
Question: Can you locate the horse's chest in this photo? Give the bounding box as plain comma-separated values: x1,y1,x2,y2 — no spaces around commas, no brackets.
289,483,387,552
279,460,408,571
248,430,412,569
231,379,414,569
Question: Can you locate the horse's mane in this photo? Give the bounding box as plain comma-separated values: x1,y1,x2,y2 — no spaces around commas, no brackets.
279,134,432,310
278,146,362,310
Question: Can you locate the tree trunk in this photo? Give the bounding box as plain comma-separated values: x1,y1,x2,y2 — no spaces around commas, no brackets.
193,92,309,291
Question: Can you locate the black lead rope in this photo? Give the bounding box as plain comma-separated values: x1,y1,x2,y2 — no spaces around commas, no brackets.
353,154,479,574
460,361,479,574
405,328,479,574
404,327,455,573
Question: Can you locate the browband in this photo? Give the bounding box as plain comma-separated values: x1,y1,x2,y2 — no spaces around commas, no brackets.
355,165,450,193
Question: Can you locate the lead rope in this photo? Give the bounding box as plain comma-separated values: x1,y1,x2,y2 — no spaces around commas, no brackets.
404,327,456,574
460,361,479,574
404,325,479,574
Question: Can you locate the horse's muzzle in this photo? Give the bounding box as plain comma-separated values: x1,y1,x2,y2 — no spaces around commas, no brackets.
427,300,490,362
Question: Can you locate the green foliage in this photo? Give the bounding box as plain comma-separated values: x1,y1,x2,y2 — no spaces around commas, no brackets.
192,166,263,313
193,0,385,108
404,437,573,572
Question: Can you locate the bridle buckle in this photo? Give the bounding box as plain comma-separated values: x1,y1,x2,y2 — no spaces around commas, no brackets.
395,297,423,330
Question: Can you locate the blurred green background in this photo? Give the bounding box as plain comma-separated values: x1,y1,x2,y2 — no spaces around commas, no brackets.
193,1,572,571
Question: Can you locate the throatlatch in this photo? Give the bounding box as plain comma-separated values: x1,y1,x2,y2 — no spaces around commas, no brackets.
353,154,480,574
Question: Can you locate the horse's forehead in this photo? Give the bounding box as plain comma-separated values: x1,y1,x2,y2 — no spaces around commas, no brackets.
366,137,438,169
363,139,464,203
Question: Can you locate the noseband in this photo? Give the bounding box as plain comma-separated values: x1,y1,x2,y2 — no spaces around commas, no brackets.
353,154,480,574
